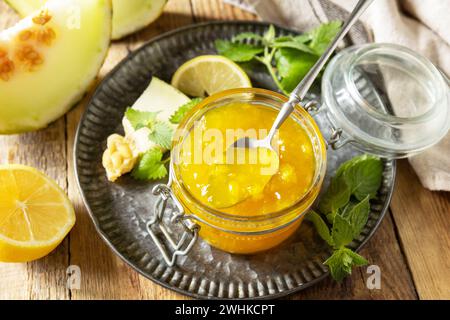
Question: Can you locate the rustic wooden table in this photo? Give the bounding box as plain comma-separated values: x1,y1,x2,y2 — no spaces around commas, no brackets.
0,0,449,300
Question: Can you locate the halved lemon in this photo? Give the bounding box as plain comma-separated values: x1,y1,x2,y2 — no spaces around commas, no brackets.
171,55,252,97
0,164,75,262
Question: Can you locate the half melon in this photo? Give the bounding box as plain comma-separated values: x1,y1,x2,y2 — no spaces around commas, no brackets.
5,0,167,40
0,0,111,133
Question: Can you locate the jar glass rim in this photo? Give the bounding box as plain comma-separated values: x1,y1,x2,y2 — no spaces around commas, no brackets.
170,88,327,223
345,43,446,124
323,43,450,157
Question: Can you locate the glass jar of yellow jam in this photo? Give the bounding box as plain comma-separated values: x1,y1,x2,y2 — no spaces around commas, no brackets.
168,89,327,254
147,43,449,266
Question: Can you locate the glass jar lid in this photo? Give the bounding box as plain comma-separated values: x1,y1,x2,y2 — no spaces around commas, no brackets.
322,43,450,158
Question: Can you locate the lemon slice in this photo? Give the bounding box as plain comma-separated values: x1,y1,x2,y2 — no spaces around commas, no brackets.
0,165,75,262
171,55,252,97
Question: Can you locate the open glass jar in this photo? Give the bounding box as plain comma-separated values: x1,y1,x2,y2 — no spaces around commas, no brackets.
147,43,450,266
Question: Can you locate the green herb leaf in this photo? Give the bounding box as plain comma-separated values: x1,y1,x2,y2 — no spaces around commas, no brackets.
324,247,367,281
306,211,334,246
275,48,318,93
309,21,342,55
272,40,316,54
331,214,354,248
293,33,313,43
342,155,383,201
169,98,203,124
125,108,159,130
346,249,369,266
343,196,370,238
148,122,173,150
273,36,294,43
215,39,264,62
131,148,168,181
263,24,276,44
232,32,265,43
318,175,351,216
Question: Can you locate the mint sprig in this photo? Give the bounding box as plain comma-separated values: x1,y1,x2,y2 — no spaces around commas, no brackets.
307,155,383,281
215,22,342,94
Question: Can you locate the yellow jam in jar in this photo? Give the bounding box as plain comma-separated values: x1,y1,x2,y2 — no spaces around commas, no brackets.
171,89,326,254
178,102,316,214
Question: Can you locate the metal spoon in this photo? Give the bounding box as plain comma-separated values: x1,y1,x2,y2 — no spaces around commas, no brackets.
229,0,374,154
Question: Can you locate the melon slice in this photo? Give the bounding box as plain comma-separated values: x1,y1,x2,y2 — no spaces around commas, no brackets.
122,77,191,154
6,0,167,40
0,0,111,133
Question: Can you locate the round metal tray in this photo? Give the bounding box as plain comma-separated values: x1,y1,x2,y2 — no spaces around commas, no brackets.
74,21,396,299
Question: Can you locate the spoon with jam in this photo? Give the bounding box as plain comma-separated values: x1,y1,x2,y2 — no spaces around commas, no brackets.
229,0,374,156
203,0,373,209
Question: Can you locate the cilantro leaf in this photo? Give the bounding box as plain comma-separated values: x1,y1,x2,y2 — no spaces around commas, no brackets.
215,39,264,62
131,148,168,181
306,211,334,246
324,247,367,281
275,48,318,93
309,21,342,55
169,98,203,124
125,108,159,130
148,122,173,150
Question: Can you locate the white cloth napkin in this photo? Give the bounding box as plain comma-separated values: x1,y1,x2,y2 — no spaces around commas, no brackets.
225,0,450,191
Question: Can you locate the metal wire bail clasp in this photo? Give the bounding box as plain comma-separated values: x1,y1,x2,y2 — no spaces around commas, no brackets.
147,183,199,267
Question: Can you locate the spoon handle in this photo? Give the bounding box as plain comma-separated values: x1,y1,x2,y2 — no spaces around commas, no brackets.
267,0,373,140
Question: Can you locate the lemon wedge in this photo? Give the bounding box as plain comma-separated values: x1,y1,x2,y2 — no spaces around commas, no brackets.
0,165,75,262
171,55,252,97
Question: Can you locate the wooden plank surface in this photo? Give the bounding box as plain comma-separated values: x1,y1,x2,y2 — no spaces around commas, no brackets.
0,0,448,300
390,160,450,300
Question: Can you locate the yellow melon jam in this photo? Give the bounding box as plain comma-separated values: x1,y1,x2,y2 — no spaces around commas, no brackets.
171,89,326,254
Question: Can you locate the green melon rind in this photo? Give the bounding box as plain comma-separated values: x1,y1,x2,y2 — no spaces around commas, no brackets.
5,0,167,40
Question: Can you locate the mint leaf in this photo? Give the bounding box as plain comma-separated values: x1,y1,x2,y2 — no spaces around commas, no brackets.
306,211,334,246
346,249,369,266
148,121,173,150
293,33,313,43
275,48,318,93
132,148,168,181
263,24,276,44
318,175,351,216
125,108,158,130
169,98,203,124
309,21,342,55
331,214,354,248
343,196,370,238
232,32,265,43
342,155,383,200
324,247,367,281
215,39,264,62
273,40,316,54
273,36,295,43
